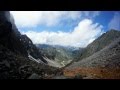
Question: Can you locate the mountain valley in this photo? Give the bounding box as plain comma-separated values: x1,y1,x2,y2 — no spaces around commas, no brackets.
0,11,120,79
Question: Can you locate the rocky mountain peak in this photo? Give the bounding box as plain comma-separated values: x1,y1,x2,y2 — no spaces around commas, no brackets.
0,11,47,64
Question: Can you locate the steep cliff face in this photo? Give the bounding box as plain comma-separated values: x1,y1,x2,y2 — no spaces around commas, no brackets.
0,11,62,79
0,11,47,64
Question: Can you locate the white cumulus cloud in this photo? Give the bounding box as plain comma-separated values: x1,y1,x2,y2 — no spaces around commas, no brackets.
10,11,81,27
10,11,100,28
22,19,104,47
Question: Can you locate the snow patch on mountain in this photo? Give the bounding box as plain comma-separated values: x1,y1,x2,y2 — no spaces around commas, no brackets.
43,57,62,68
28,53,45,65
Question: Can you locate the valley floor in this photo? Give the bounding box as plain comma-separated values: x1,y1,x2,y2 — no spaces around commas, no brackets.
64,67,120,79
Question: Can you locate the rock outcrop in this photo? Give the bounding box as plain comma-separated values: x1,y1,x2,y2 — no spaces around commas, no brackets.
0,11,47,63
0,11,61,79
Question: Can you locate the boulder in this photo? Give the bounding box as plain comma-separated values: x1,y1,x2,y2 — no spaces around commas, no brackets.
28,73,40,79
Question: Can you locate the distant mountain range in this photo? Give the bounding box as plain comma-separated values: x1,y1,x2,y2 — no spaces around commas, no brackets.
36,44,76,67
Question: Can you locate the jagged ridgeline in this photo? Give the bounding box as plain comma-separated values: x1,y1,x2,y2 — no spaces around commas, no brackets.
0,11,47,63
0,11,61,79
74,30,120,61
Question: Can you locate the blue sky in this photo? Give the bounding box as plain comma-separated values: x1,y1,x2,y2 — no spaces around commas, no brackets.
10,11,120,47
94,11,120,31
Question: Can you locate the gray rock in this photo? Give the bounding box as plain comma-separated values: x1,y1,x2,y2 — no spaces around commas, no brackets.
4,60,10,68
28,73,40,79
53,75,68,79
0,60,10,68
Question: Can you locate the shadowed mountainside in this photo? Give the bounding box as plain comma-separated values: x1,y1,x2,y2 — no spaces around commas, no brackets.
0,11,62,79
